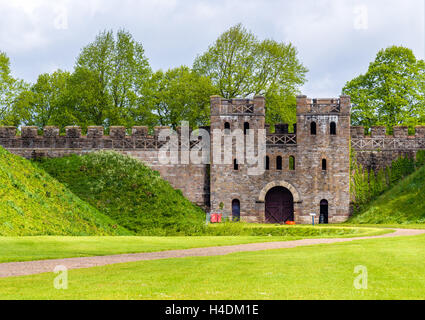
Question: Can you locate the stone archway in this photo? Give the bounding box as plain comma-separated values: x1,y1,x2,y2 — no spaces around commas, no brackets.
258,181,301,203
257,181,301,223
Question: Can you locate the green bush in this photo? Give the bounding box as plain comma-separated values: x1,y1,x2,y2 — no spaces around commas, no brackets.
38,151,205,235
0,147,129,236
199,223,365,237
416,150,425,167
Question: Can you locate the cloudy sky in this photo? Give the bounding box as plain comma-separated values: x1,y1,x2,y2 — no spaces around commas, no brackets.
0,0,424,97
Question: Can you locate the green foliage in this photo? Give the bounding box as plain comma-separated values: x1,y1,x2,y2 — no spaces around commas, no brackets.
350,148,425,221
389,156,415,185
0,147,129,236
38,151,206,235
0,52,28,126
201,223,373,237
343,46,425,129
415,150,425,167
350,150,417,212
15,70,76,130
193,23,308,126
150,66,218,128
70,29,154,129
350,163,425,224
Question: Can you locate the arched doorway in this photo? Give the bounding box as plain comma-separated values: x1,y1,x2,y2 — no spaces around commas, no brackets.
232,199,241,222
265,187,294,223
320,200,329,224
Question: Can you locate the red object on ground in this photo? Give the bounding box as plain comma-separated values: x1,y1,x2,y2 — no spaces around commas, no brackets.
286,221,296,225
211,214,218,223
210,213,222,223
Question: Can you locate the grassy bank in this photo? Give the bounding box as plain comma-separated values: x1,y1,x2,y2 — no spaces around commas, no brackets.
0,147,129,236
37,151,205,235
349,164,425,224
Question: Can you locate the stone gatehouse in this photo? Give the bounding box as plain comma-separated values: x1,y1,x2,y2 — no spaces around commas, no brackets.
2,95,425,224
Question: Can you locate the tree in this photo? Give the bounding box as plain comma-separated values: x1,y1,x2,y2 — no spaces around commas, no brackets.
73,29,153,128
343,46,425,129
193,24,308,126
151,66,218,129
17,70,75,129
0,52,28,126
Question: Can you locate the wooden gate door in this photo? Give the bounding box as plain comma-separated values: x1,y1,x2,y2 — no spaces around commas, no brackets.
265,187,294,223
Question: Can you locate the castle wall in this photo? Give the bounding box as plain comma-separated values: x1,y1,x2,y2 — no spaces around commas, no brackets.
351,126,425,170
4,95,423,224
0,126,210,209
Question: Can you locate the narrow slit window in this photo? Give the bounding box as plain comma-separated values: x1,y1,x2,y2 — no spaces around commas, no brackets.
276,156,283,171
265,156,270,171
234,159,239,171
330,122,336,135
244,122,250,135
224,122,231,134
322,159,327,171
311,122,317,135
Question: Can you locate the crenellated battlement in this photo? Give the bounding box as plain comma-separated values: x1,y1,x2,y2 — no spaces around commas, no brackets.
351,126,425,138
0,125,211,151
296,95,351,115
210,96,266,116
351,126,425,151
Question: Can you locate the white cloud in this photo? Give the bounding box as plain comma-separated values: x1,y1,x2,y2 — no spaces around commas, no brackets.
0,0,423,97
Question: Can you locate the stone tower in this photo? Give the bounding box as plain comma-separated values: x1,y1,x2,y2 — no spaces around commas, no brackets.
295,95,351,223
209,96,266,221
208,94,351,224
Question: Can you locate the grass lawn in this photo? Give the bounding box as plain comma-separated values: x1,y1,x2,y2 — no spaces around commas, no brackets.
0,226,388,263
0,233,424,300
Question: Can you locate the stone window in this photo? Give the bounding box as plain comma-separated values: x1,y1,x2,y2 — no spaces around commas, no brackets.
265,156,270,171
276,156,283,171
224,122,231,135
234,159,239,171
322,159,327,171
244,122,250,135
289,156,295,171
311,122,317,135
330,122,337,135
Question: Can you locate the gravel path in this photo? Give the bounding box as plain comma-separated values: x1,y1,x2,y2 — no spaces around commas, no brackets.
0,228,424,278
